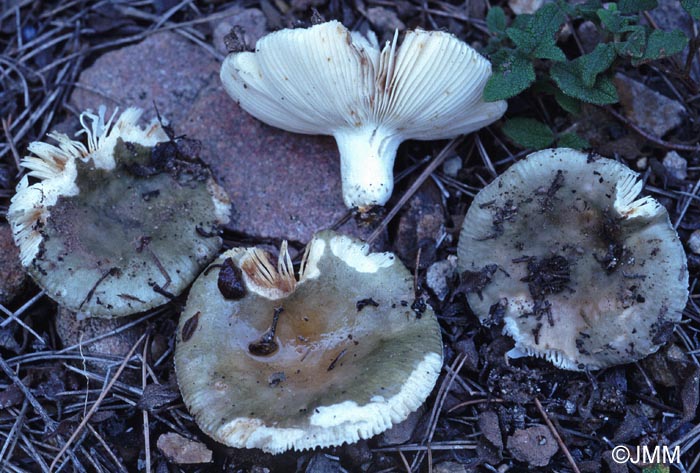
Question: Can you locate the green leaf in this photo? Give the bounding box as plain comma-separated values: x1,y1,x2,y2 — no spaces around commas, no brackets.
632,29,689,65
502,118,555,149
551,62,619,104
571,0,605,19
487,6,507,34
597,7,627,33
554,90,582,115
618,0,658,13
616,25,647,58
681,0,700,19
550,43,618,105
483,53,536,101
642,465,670,473
531,3,566,38
506,3,566,57
533,41,567,61
557,132,590,149
578,43,617,87
507,26,538,51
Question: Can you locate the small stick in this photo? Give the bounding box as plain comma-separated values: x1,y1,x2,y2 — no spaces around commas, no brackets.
0,357,57,430
367,137,462,244
50,333,146,472
534,397,581,473
604,106,699,152
1,116,21,171
141,335,151,473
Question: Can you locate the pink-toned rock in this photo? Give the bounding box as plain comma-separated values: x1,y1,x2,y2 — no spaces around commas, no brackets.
0,224,27,305
71,33,216,125
71,32,347,242
211,8,268,54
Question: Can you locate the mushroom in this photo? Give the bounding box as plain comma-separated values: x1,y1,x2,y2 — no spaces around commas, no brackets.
7,107,230,318
457,148,688,370
220,20,506,210
175,230,443,453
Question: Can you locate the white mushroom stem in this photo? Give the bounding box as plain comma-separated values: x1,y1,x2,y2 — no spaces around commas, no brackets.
335,126,401,209
220,20,507,209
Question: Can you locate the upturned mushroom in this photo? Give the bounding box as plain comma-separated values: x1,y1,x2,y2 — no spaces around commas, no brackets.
457,148,688,370
7,107,230,318
175,230,443,453
220,20,506,210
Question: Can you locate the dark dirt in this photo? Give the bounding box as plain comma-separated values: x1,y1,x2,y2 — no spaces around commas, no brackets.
1,1,699,473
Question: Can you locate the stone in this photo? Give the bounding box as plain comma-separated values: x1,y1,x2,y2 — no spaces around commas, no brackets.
305,454,348,473
506,424,558,467
379,407,423,445
184,83,347,242
366,7,405,32
479,411,503,450
577,20,601,54
394,183,445,269
433,462,470,473
508,0,544,15
636,157,648,171
426,255,457,301
442,156,462,178
55,307,142,378
649,0,700,82
71,33,215,126
0,223,27,305
688,230,700,254
71,32,347,242
614,74,685,138
662,151,688,181
211,8,267,54
156,432,212,464
477,410,503,464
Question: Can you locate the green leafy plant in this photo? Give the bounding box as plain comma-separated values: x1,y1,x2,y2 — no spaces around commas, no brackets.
483,0,697,150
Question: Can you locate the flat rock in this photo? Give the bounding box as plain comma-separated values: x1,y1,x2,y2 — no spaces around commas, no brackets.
305,454,347,473
0,224,27,305
71,32,347,242
662,151,688,181
426,255,457,301
55,307,142,379
157,432,212,464
211,7,268,54
378,407,423,446
688,230,700,254
394,183,444,269
478,411,503,450
614,74,685,138
506,424,558,467
433,462,471,473
508,0,544,15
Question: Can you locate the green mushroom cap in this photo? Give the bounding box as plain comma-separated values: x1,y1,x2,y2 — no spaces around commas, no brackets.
175,231,443,453
458,148,688,371
7,107,230,318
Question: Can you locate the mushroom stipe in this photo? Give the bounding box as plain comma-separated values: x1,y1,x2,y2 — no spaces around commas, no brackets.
220,20,506,210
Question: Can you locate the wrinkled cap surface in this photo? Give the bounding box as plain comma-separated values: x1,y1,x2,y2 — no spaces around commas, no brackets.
457,148,688,370
7,107,230,318
221,20,506,208
175,230,443,453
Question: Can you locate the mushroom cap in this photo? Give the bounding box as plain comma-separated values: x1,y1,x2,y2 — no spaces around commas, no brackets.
174,231,443,453
457,148,688,370
220,20,506,208
7,107,230,318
